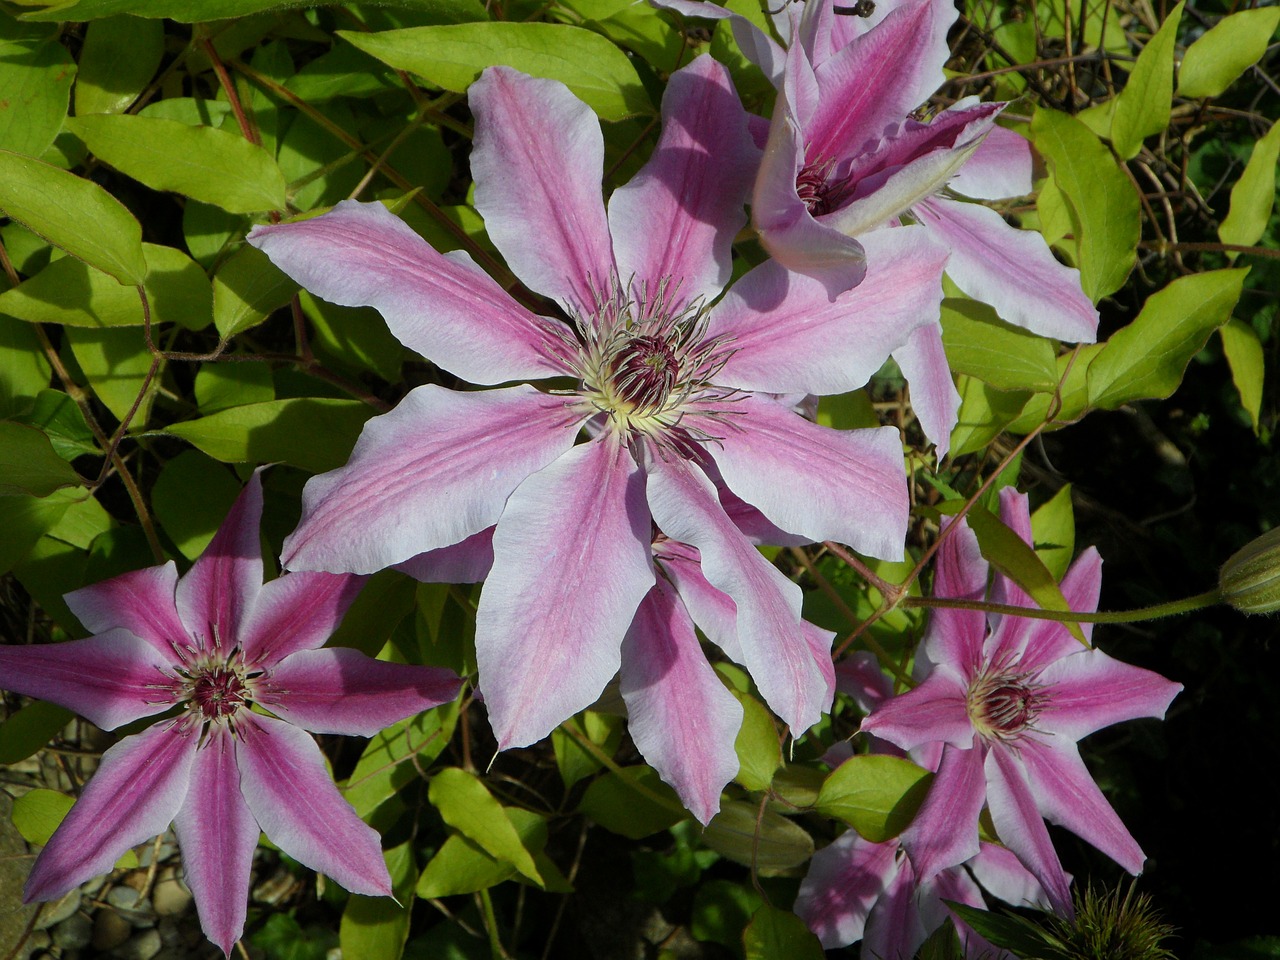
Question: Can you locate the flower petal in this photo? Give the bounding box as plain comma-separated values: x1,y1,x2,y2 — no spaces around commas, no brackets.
1019,736,1147,875
619,578,742,824
261,647,461,737
64,561,193,657
968,841,1055,911
860,667,973,751
915,196,1099,342
25,720,197,902
248,200,570,384
708,394,908,560
646,454,826,733
984,745,1073,917
236,712,392,896
1017,547,1103,671
172,725,260,955
396,526,496,583
950,124,1034,200
920,517,988,670
477,436,654,749
469,66,616,314
1038,649,1181,740
899,741,986,880
794,831,898,948
710,227,946,395
893,319,961,455
610,55,756,309
835,650,894,714
176,472,264,656
282,384,580,574
651,0,787,85
653,538,745,664
862,854,933,960
0,630,176,731
236,571,366,667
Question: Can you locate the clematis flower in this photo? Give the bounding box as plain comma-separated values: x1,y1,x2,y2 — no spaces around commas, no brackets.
656,0,1100,454
248,57,944,758
860,488,1182,916
796,830,1053,956
0,474,462,954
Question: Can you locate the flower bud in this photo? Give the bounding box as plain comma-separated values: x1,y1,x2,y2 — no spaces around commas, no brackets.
1219,527,1280,614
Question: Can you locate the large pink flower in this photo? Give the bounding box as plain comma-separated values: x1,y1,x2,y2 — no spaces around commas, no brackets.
860,489,1182,916
657,0,1099,453
248,57,945,756
0,474,461,954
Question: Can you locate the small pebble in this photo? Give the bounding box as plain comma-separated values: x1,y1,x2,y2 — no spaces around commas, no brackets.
151,868,193,918
92,910,132,952
112,928,162,960
34,887,81,929
107,886,142,911
52,912,93,951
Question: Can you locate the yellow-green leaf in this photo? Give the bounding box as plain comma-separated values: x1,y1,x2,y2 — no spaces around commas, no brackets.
1220,319,1265,435
1178,7,1280,99
428,767,544,886
0,422,82,497
814,755,932,842
1109,2,1182,160
1219,120,1280,252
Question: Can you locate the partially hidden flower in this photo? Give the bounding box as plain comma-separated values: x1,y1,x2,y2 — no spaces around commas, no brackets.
656,0,1100,454
248,58,944,771
0,474,462,954
860,488,1182,917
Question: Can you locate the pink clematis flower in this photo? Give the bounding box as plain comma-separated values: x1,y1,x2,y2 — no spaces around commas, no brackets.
0,474,462,954
860,489,1182,917
796,830,1052,957
656,0,1099,454
248,57,944,760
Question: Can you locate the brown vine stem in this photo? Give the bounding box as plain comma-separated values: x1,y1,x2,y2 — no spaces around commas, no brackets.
1141,240,1280,261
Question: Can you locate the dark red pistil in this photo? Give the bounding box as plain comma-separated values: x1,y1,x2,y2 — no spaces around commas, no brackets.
613,335,679,410
796,162,845,217
978,680,1039,736
192,667,247,719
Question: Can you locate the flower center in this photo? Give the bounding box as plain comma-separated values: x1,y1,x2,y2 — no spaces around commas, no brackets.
967,670,1044,741
796,159,848,217
611,335,679,412
191,666,248,719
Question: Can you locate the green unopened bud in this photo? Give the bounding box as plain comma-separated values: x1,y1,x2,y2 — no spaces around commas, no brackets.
1219,527,1280,614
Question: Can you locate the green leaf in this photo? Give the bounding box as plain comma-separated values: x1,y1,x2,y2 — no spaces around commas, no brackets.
1030,108,1141,301
579,765,684,839
328,570,418,658
194,361,274,414
0,243,211,329
73,16,164,116
946,902,1065,958
743,904,826,960
19,0,486,20
9,787,138,868
940,298,1060,392
1109,2,1182,160
15,389,99,460
0,422,82,496
46,491,112,550
66,114,288,214
1220,319,1265,434
731,690,780,792
343,703,457,822
1219,120,1280,252
949,375,1031,457
1031,484,1076,581
966,503,1086,643
0,22,75,157
702,801,814,873
340,22,652,122
0,488,69,573
0,150,146,285
0,700,73,764
341,841,416,960
416,809,564,898
1087,268,1249,410
151,450,243,560
0,315,52,417
691,879,762,949
161,398,377,474
551,710,624,790
212,244,298,340
63,325,159,423
1178,7,1280,99
814,754,933,842
428,768,544,885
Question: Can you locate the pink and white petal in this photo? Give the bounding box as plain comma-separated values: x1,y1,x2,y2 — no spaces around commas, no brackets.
860,668,973,750
950,124,1034,200
172,725,259,955
920,520,989,671
794,831,899,948
932,867,1018,960
653,539,746,664
619,579,742,825
0,629,177,731
176,473,264,655
835,650,894,713
651,0,787,85
1018,736,1147,875
968,841,1056,912
260,647,462,737
986,487,1036,614
915,197,1099,342
610,56,755,309
282,384,580,575
64,562,192,657
893,319,961,456
236,713,392,897
708,395,908,559
933,515,988,600
25,720,198,903
1014,547,1104,671
1038,650,1181,740
710,227,946,395
862,855,933,960
248,201,570,383
807,0,953,162
645,455,826,733
713,472,810,547
396,527,495,583
899,741,987,880
984,745,1073,917
469,67,615,314
477,436,654,749
237,572,366,667
804,620,837,705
